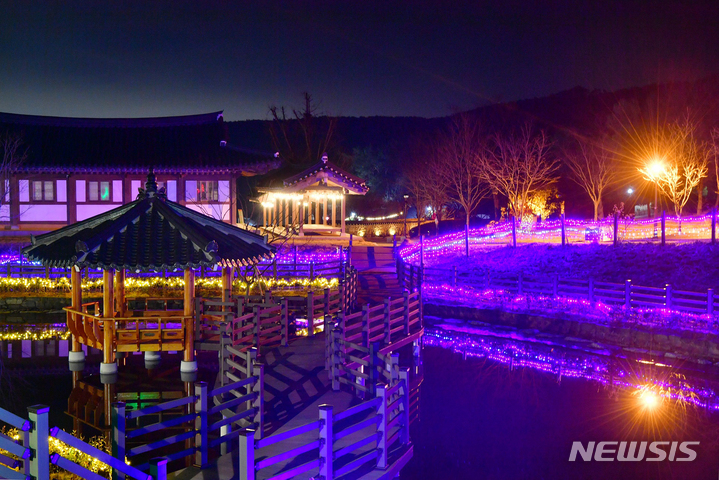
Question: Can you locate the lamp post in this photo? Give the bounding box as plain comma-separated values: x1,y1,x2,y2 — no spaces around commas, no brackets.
403,194,409,237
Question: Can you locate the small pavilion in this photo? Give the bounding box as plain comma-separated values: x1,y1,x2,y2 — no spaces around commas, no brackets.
23,171,274,375
256,154,368,236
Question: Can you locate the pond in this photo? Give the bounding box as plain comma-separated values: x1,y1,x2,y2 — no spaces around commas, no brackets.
404,325,719,480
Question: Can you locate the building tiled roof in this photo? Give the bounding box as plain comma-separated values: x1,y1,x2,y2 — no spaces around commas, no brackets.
22,173,275,270
283,156,368,194
0,111,279,175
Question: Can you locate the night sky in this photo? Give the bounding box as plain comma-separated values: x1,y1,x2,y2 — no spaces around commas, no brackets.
2,1,718,121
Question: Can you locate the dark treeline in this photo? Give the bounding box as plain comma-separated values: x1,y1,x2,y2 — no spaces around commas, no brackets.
228,76,719,223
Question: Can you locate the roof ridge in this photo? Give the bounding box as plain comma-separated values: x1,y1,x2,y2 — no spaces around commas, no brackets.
0,111,224,128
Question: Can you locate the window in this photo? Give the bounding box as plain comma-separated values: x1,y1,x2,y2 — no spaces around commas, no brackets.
197,181,218,202
32,181,54,201
88,181,111,202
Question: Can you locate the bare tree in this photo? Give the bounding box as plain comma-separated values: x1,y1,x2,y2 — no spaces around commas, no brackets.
712,128,719,209
639,120,709,219
435,115,490,229
268,92,339,166
564,139,618,221
405,161,435,236
482,125,559,220
0,132,27,213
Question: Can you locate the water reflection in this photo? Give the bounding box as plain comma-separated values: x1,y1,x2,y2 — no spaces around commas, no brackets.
404,326,719,480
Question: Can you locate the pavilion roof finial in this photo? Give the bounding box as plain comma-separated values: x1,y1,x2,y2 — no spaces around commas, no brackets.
321,152,328,164
136,167,166,200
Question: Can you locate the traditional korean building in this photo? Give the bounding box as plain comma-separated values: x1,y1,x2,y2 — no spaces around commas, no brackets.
0,111,279,235
256,154,368,236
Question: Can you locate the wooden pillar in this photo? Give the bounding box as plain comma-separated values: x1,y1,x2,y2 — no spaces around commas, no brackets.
114,269,125,316
70,266,83,357
314,199,319,225
182,268,196,370
341,194,346,235
335,198,340,227
283,199,288,227
222,266,232,308
324,197,329,226
263,203,267,227
299,200,305,236
102,269,116,371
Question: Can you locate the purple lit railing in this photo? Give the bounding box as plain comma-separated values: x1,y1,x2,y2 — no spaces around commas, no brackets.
399,212,717,263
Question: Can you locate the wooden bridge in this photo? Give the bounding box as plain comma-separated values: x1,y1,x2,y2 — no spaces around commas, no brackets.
0,250,423,480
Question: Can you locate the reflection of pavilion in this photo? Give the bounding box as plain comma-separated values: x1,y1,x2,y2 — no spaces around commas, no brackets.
256,154,368,236
23,171,274,376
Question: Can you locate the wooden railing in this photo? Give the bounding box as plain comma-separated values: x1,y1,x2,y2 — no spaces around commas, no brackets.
64,307,192,353
0,404,157,480
238,368,412,480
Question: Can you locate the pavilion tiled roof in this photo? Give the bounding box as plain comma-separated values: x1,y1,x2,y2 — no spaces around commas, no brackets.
282,156,368,194
0,111,279,175
22,172,275,270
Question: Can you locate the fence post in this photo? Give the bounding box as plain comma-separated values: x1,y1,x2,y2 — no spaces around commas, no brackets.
409,264,415,292
362,304,370,349
111,402,126,480
713,208,717,244
390,353,400,385
369,343,380,396
403,291,410,335
452,266,457,287
149,457,168,480
625,279,632,308
331,327,341,391
239,429,256,480
310,262,315,281
613,211,619,246
665,284,672,309
194,298,205,341
28,405,49,480
553,275,558,297
252,306,260,348
253,363,264,439
661,210,666,246
194,382,208,468
383,297,391,343
708,288,714,315
319,405,334,480
588,278,594,303
281,299,289,347
376,384,388,469
561,213,566,246
307,290,315,337
272,258,277,280
399,368,411,445
223,330,235,382
324,288,330,317
511,215,517,247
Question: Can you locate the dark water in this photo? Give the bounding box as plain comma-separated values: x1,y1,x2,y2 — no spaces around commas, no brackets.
403,328,719,480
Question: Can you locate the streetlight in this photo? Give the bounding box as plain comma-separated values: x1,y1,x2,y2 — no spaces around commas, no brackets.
627,187,634,195
645,158,665,219
403,194,409,237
